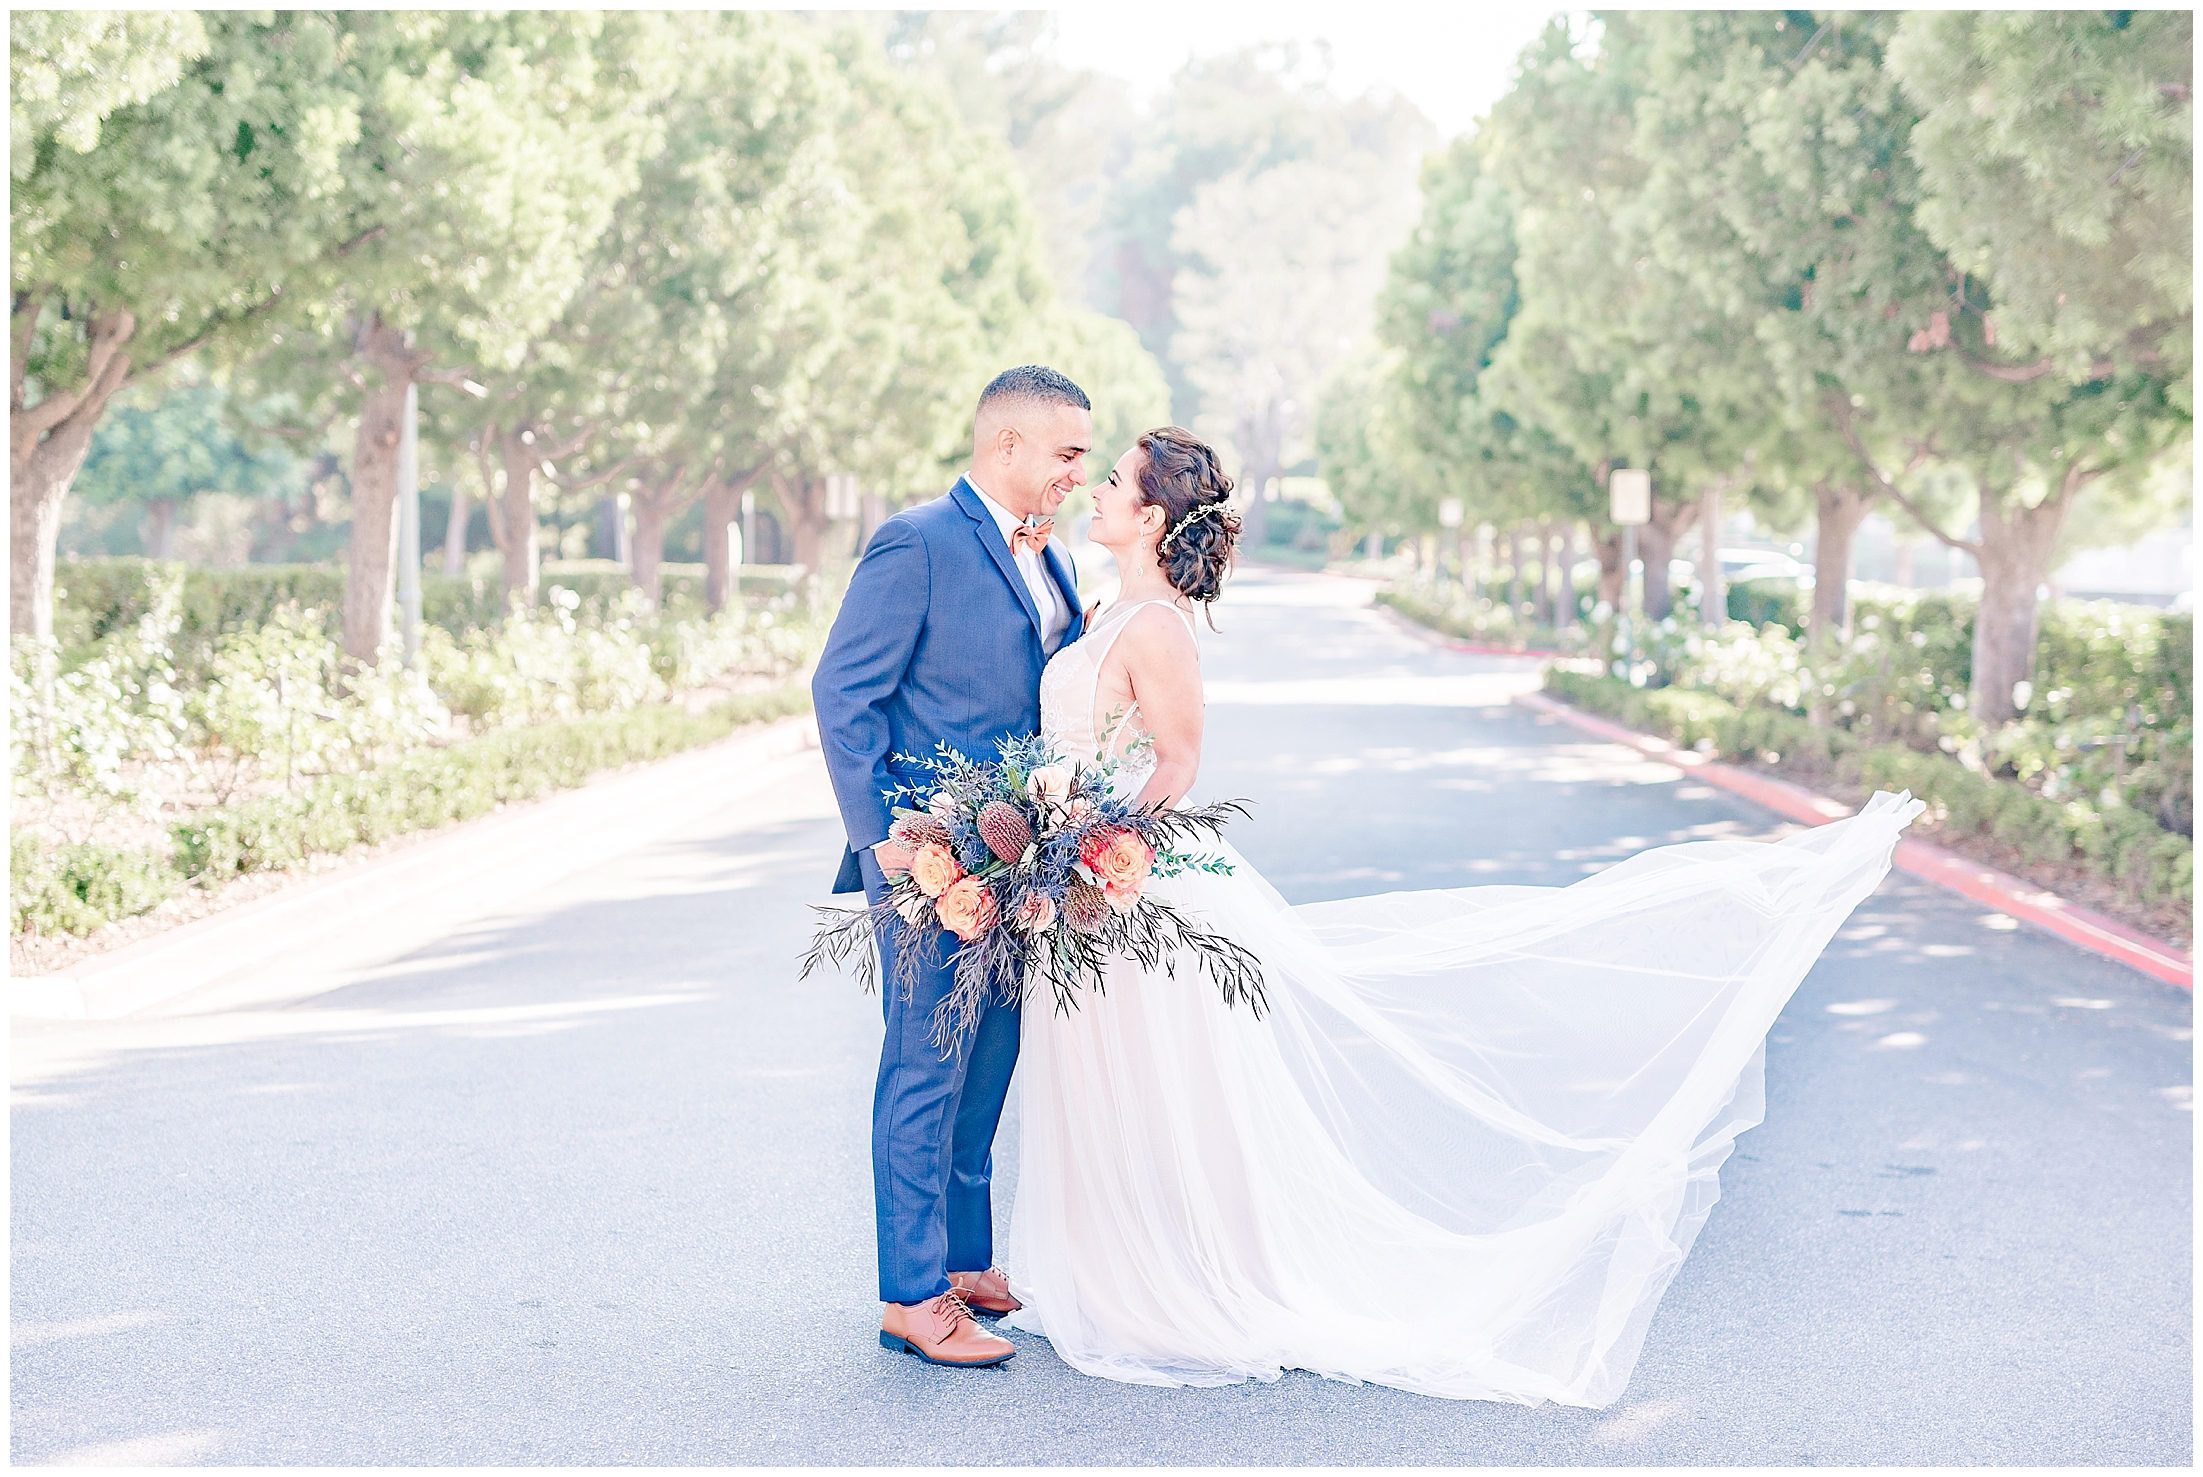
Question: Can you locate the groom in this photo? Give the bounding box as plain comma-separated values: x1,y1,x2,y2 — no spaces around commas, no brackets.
812,365,1092,1368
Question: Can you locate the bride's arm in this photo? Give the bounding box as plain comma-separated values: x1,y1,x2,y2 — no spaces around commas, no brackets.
1117,605,1204,810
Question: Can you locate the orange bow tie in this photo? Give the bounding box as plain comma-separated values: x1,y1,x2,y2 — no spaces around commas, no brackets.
1009,518,1054,556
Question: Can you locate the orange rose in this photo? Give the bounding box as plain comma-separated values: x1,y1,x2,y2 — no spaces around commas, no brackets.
936,878,999,941
1085,830,1154,892
910,843,963,898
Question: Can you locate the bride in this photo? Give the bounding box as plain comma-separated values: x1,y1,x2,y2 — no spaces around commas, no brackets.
996,425,1923,1407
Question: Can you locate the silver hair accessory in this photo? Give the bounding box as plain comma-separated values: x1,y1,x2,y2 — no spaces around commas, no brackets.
1158,500,1224,554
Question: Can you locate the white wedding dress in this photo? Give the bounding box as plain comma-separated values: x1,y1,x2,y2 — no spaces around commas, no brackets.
1002,598,1925,1407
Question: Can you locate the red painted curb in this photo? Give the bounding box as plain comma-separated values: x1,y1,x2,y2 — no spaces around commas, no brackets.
1433,638,1569,659
1515,690,2194,991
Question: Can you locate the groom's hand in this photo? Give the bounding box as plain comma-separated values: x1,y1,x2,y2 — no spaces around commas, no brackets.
873,840,914,876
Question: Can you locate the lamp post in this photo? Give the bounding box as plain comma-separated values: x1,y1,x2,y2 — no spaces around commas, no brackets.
396,382,422,667
1438,498,1464,593
1609,467,1651,679
824,473,861,569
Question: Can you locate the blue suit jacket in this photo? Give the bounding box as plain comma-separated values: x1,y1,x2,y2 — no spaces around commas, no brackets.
812,476,1086,893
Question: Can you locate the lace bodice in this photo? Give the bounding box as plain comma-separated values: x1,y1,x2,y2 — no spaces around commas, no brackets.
1040,599,1197,800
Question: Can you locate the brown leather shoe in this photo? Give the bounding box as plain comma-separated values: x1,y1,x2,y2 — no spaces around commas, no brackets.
879,1288,1015,1367
948,1267,1023,1317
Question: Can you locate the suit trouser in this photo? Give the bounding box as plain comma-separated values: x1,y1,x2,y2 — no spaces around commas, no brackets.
863,849,1021,1305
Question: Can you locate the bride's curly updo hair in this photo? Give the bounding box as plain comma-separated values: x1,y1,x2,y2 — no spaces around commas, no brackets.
1135,426,1239,610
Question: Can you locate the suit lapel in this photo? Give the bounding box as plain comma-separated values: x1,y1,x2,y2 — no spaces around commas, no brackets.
952,476,1045,642
1043,542,1085,645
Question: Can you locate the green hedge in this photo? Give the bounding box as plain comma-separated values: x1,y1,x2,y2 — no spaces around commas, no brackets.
1726,576,1805,632
173,683,811,881
1707,578,2190,728
52,558,808,672
56,559,346,657
1542,669,2191,920
11,831,182,939
14,683,811,940
1377,589,1573,650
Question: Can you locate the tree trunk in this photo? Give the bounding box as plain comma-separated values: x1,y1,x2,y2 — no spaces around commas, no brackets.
1808,480,1874,651
771,472,831,574
1240,480,1269,553
498,428,541,610
703,477,740,616
1506,526,1525,613
1637,498,1698,622
1560,522,1585,628
1539,521,1561,627
342,316,422,665
442,478,470,575
1594,527,1625,609
1698,481,1726,627
1969,470,2080,725
1524,525,1543,624
629,473,703,612
10,304,137,639
630,495,667,611
1234,399,1286,556
145,497,178,560
1893,538,1916,589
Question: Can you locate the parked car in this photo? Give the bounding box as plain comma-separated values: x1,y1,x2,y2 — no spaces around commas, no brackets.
1716,548,1812,585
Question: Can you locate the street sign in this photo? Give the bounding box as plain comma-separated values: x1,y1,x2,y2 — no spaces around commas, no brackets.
1610,468,1651,526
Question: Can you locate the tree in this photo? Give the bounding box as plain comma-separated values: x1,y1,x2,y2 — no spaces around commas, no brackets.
1171,149,1421,550
1874,11,2193,721
1097,48,1433,431
1633,12,1963,646
11,11,370,639
1354,133,1613,582
743,30,1089,580
1478,18,1783,621
1892,11,2191,399
73,380,298,558
1315,347,1426,544
239,13,667,660
438,13,829,609
1369,137,1519,518
875,12,1133,299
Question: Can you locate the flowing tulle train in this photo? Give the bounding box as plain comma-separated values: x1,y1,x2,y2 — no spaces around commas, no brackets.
1003,787,1926,1407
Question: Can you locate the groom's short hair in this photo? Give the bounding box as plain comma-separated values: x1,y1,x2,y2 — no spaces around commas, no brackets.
977,365,1090,417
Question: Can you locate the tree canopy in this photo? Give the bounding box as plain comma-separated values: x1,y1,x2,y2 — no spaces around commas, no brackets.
16,10,1172,651
1336,9,2190,712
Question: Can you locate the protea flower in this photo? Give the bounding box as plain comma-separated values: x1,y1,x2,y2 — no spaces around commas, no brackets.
977,800,1035,864
890,813,953,851
1063,879,1109,934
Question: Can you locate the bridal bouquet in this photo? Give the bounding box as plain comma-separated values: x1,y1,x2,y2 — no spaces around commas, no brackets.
802,734,1267,1047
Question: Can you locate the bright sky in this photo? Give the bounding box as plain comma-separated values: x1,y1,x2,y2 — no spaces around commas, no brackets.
1046,3,1565,138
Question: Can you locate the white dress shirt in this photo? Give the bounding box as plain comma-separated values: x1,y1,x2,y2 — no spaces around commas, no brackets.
969,475,1069,654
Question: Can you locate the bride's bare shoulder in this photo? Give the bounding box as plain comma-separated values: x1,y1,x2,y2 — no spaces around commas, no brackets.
1115,601,1201,672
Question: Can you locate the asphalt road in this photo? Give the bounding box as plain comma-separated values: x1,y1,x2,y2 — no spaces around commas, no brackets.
11,568,2191,1466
